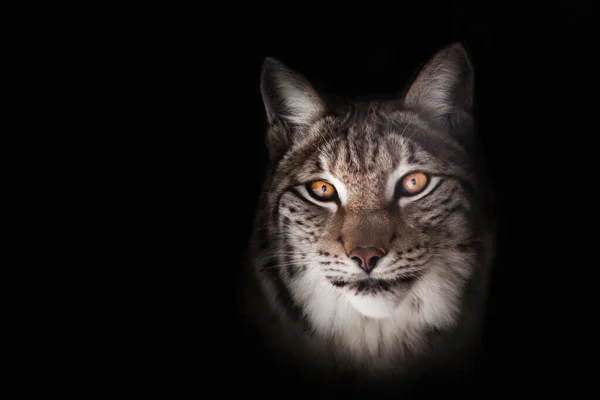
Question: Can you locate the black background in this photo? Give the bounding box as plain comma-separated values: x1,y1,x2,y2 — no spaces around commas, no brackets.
140,3,598,397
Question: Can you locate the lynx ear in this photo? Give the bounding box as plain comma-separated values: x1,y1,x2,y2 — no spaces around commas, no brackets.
403,43,474,139
260,57,325,127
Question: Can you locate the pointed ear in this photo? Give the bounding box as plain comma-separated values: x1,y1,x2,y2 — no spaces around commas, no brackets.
260,57,325,127
403,43,474,140
260,57,326,160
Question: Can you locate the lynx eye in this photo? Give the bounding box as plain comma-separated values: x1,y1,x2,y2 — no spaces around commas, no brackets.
399,172,429,196
307,180,337,201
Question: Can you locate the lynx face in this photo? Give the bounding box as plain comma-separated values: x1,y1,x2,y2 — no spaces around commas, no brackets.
265,107,478,319
247,43,493,376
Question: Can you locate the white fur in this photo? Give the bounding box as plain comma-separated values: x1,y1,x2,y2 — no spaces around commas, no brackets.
254,247,470,373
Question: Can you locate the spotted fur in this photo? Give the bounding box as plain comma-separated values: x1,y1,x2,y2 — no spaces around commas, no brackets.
241,43,495,391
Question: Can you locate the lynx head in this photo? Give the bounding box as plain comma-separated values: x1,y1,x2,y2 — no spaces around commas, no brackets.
254,43,488,325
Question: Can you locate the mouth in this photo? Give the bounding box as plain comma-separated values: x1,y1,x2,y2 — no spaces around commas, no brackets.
329,273,421,295
341,273,423,319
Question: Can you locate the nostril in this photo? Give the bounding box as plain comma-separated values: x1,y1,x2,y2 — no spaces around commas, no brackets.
351,256,363,267
369,256,380,268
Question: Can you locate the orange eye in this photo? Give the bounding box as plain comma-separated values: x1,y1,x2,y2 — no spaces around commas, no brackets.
308,180,337,201
401,172,429,195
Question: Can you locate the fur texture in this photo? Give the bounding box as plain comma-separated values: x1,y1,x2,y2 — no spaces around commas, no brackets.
240,43,495,393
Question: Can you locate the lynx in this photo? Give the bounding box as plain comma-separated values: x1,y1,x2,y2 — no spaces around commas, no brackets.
239,43,495,394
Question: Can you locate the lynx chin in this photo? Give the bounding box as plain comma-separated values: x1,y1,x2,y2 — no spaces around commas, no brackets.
239,42,495,390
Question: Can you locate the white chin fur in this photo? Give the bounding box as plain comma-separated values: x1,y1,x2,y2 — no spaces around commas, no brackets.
346,291,400,319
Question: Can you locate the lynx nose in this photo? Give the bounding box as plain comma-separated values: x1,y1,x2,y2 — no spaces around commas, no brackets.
348,247,386,273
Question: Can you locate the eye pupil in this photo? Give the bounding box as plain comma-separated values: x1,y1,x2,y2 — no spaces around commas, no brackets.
321,185,327,192
410,178,416,186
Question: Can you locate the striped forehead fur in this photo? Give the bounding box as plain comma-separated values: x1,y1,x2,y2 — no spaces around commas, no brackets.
272,106,471,184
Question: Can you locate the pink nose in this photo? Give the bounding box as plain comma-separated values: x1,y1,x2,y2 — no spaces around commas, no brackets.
348,247,386,272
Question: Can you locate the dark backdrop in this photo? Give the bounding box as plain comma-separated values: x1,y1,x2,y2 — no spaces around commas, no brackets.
143,3,598,397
